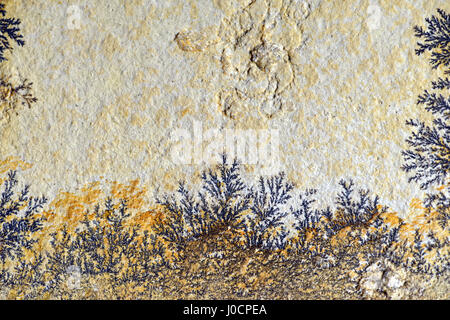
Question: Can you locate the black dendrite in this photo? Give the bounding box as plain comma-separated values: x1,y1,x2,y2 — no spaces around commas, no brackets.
0,3,24,62
243,173,293,249
414,8,450,71
403,9,450,210
0,171,47,262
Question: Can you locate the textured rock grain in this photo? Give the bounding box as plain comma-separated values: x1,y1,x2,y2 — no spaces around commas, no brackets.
1,0,449,217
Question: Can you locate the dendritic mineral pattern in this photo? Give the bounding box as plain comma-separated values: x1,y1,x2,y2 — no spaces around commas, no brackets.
0,0,448,300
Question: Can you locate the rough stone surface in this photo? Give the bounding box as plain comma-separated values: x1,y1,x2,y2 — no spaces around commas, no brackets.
358,259,449,300
1,0,448,214
0,0,448,300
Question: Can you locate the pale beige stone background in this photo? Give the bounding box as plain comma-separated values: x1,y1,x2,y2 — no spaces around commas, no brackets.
1,0,449,215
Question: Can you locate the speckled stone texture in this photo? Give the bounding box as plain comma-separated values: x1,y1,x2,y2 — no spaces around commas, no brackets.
1,0,448,214
0,0,448,300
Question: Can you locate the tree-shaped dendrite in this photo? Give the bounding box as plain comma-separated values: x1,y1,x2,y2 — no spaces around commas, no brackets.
414,9,450,71
0,171,47,262
155,154,252,246
0,3,24,62
402,9,449,230
402,9,450,194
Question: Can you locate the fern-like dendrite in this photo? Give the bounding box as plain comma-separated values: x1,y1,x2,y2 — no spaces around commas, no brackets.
403,9,450,198
414,8,450,71
0,3,24,62
0,171,47,262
